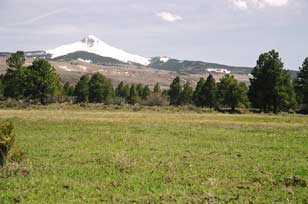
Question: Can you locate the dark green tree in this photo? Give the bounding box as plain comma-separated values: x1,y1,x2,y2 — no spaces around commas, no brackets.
63,82,74,96
192,77,205,107
295,58,308,108
153,83,161,94
248,50,296,113
136,84,144,97
74,74,90,103
115,81,124,97
102,79,115,104
217,75,248,111
89,73,105,103
88,73,114,104
169,76,182,105
122,84,130,101
161,89,169,100
2,51,26,98
0,75,4,97
179,82,193,105
202,75,217,108
142,85,151,100
23,59,60,104
128,84,140,105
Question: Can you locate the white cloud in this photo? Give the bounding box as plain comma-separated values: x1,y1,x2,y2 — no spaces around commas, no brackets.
231,0,248,9
157,12,183,22
229,0,289,9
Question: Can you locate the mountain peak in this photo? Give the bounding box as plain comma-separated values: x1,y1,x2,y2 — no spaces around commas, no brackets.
81,35,101,47
47,35,150,66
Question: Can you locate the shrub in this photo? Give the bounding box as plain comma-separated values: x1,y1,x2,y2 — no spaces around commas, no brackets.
142,93,169,107
0,121,15,168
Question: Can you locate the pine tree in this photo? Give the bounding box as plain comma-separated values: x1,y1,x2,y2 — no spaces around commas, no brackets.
136,84,144,97
88,73,114,104
142,85,151,100
202,75,217,108
153,83,161,94
63,82,74,96
2,51,26,98
192,77,205,107
169,76,182,105
248,50,296,113
74,74,90,103
23,59,60,104
128,84,140,104
217,75,248,111
295,58,308,108
179,82,193,105
115,81,124,97
122,84,130,101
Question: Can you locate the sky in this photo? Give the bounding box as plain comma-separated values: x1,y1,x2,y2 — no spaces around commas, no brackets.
0,0,307,70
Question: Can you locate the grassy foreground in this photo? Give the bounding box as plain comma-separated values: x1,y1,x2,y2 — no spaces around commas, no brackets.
0,107,308,203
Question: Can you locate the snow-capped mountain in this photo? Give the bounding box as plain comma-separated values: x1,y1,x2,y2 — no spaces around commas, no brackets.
47,35,150,66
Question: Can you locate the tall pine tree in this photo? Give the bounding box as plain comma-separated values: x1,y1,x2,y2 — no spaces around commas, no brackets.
179,82,193,105
192,77,205,107
248,50,296,113
169,76,182,105
74,74,90,103
295,58,308,109
202,75,217,108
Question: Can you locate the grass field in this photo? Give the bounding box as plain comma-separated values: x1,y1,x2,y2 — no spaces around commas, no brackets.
0,107,308,203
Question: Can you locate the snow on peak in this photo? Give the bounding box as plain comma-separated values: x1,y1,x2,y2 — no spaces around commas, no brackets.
47,35,150,66
159,56,170,63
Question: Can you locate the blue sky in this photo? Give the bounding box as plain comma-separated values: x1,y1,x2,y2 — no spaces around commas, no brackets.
0,0,307,70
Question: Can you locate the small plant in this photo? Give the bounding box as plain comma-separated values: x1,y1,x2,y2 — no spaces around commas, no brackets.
0,121,15,168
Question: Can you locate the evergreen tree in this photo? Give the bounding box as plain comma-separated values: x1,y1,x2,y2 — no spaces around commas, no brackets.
169,76,182,105
161,89,169,100
128,84,140,104
63,82,74,96
0,75,4,97
192,77,205,107
102,79,114,104
74,75,90,103
142,85,151,100
295,58,308,108
68,86,75,97
88,73,114,104
217,75,248,111
115,81,124,97
179,82,193,105
136,84,144,97
202,75,217,108
153,83,161,94
122,84,130,101
248,50,296,113
2,51,26,98
23,59,60,104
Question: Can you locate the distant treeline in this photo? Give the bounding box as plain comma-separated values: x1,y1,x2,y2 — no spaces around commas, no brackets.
0,50,308,113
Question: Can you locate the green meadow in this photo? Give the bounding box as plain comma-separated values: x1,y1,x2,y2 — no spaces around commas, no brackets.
0,107,308,203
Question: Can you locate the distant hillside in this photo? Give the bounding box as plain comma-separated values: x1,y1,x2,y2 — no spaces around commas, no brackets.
149,56,298,79
149,57,252,75
52,51,124,65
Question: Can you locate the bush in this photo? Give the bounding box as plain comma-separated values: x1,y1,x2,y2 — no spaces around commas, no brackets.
142,93,169,107
0,121,15,168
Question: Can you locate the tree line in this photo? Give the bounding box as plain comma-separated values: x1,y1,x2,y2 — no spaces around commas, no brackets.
0,50,308,113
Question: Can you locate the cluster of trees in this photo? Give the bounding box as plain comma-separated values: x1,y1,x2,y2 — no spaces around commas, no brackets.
0,51,59,104
1,50,308,113
169,74,248,111
72,74,162,105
